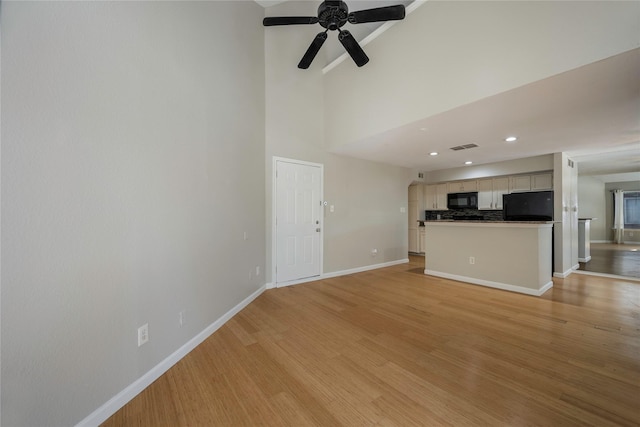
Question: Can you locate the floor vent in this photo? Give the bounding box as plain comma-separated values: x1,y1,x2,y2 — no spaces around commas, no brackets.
450,143,479,151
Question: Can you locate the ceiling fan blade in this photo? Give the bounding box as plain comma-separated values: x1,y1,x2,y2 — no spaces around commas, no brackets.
298,32,328,69
347,5,405,24
338,30,369,67
263,16,319,26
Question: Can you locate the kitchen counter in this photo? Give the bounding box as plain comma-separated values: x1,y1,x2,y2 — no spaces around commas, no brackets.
424,220,554,225
423,221,553,296
578,219,595,262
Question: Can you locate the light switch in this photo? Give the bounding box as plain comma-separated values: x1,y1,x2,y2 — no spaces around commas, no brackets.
400,207,406,213
330,205,335,212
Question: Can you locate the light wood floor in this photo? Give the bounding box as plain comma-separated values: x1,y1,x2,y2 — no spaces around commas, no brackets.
102,256,640,426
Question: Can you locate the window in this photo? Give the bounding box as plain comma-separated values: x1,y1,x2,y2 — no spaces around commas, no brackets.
624,191,640,229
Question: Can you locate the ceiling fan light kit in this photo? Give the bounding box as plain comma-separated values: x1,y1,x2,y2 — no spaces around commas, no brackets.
263,0,406,69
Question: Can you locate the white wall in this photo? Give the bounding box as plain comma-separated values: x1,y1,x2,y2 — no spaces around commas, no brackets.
324,1,640,150
553,153,579,276
264,1,410,282
577,176,607,241
1,2,265,425
323,154,409,270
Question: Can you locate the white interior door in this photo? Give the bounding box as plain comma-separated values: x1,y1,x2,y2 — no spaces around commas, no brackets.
275,159,322,285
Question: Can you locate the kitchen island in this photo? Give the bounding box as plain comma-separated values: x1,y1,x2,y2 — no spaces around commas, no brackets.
424,221,553,296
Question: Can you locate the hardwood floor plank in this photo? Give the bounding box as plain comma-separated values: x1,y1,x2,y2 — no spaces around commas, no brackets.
101,256,640,426
578,242,640,278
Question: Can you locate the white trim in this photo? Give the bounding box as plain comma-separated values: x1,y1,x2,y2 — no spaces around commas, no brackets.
553,268,574,279
574,270,640,282
322,0,427,74
75,285,267,427
277,275,330,288
277,259,409,288
272,156,324,287
424,270,553,296
578,256,592,262
322,258,409,279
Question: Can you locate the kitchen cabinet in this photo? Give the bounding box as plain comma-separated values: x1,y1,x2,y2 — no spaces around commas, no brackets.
425,183,448,210
509,175,531,192
478,177,509,210
532,173,553,191
448,180,478,192
509,173,553,192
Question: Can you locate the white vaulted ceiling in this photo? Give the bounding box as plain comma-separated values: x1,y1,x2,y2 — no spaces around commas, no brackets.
261,1,640,183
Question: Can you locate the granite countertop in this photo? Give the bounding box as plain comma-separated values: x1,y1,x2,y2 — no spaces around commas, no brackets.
424,220,555,224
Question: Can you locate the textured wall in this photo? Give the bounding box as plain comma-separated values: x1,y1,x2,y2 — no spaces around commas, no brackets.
264,1,410,282
1,2,265,425
577,176,607,241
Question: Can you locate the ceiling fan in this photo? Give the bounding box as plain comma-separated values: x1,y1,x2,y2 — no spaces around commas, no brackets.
263,0,406,69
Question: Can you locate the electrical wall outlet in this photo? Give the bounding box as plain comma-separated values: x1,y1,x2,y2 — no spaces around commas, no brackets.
138,323,149,347
371,248,378,256
469,256,475,265
256,266,260,276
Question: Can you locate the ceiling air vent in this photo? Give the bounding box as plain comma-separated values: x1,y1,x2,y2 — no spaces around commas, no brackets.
450,143,479,151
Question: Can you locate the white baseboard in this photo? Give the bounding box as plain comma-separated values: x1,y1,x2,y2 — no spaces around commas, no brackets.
76,284,267,427
274,258,409,288
592,240,640,245
553,268,574,279
578,256,591,262
322,258,409,279
425,270,553,296
573,270,640,282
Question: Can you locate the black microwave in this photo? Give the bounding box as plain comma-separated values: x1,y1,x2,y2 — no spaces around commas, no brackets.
447,192,478,209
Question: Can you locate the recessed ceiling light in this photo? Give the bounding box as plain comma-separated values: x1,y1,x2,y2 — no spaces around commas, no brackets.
420,127,428,132
505,136,517,142
464,161,473,165
429,152,438,156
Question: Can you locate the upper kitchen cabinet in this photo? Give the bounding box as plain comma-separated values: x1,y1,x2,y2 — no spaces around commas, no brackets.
509,173,553,192
448,180,478,193
531,173,553,191
478,177,509,210
509,175,531,192
425,183,448,210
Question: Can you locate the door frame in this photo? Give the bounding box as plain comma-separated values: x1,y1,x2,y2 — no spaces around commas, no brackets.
272,156,324,287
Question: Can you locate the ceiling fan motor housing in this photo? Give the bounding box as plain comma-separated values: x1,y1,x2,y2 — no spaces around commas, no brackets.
318,0,349,30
